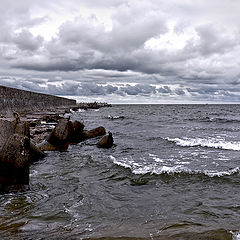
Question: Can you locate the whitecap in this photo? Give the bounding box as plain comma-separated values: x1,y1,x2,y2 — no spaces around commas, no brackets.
230,231,240,240
109,156,240,177
149,153,164,163
108,115,125,120
203,167,240,177
29,170,38,177
165,137,240,151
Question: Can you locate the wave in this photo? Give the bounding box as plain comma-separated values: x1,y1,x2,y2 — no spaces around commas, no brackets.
165,137,240,151
109,156,240,177
192,116,240,123
107,115,125,120
231,231,240,240
209,117,240,123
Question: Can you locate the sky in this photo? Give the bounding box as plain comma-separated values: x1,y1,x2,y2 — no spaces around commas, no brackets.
0,0,240,103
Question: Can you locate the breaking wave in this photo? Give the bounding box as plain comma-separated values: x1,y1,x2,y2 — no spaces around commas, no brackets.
231,231,240,240
208,117,240,123
165,137,240,151
189,116,240,123
109,156,240,177
107,115,125,120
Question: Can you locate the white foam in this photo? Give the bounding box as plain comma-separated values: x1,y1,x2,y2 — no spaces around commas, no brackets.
203,167,240,177
110,155,132,169
109,156,240,177
230,231,240,240
108,115,124,119
149,153,164,163
29,170,38,177
166,137,240,151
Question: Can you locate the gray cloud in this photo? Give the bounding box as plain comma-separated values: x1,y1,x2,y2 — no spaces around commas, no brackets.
14,29,44,51
0,0,240,103
193,25,237,56
175,88,185,95
158,86,172,94
120,84,156,96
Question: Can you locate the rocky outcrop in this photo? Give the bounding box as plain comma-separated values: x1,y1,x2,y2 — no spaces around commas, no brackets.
37,118,73,151
0,117,45,192
0,103,114,193
73,102,112,111
97,132,114,148
70,120,85,144
30,142,46,163
83,126,106,139
0,134,30,192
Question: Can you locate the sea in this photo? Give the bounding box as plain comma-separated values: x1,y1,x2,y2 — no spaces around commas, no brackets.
1,104,240,240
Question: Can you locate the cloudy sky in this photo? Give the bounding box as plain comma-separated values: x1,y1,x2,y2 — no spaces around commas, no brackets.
0,0,240,103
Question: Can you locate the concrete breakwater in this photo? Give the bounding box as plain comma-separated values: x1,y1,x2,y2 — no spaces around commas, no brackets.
0,85,76,113
0,85,114,192
0,104,113,192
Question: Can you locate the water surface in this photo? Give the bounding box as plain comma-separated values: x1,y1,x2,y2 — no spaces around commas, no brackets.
1,104,240,239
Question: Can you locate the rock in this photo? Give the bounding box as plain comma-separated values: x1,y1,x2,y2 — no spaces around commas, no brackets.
71,106,79,112
97,132,114,148
83,126,106,139
42,114,63,123
36,140,60,151
29,142,46,163
0,118,30,150
37,118,73,151
70,120,85,144
47,118,73,149
0,134,30,192
0,119,15,150
15,122,30,138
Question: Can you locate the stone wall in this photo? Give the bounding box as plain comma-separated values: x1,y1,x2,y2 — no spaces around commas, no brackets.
0,85,76,113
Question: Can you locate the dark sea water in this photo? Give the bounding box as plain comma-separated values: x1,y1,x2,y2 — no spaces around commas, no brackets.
1,104,240,240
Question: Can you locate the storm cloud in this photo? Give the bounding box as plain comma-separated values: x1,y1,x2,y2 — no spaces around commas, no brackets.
0,0,240,103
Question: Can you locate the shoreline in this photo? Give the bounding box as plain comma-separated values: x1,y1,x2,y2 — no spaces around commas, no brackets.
0,102,112,192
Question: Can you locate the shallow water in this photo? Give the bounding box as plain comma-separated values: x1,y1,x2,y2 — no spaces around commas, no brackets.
1,104,240,239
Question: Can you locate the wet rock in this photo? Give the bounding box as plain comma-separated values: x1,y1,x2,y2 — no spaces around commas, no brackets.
47,118,73,148
15,122,30,138
70,120,85,144
97,132,114,148
71,106,79,112
77,102,112,110
0,134,30,192
0,119,15,150
83,126,106,139
42,114,63,123
0,118,30,150
36,140,60,152
37,118,73,151
29,142,46,163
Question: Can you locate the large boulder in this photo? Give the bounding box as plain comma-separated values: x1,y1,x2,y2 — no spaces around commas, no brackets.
42,114,63,123
37,118,73,151
15,122,30,138
0,117,30,150
29,142,46,163
0,119,15,150
0,134,30,192
97,132,114,148
70,120,85,144
83,126,106,139
36,140,60,152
